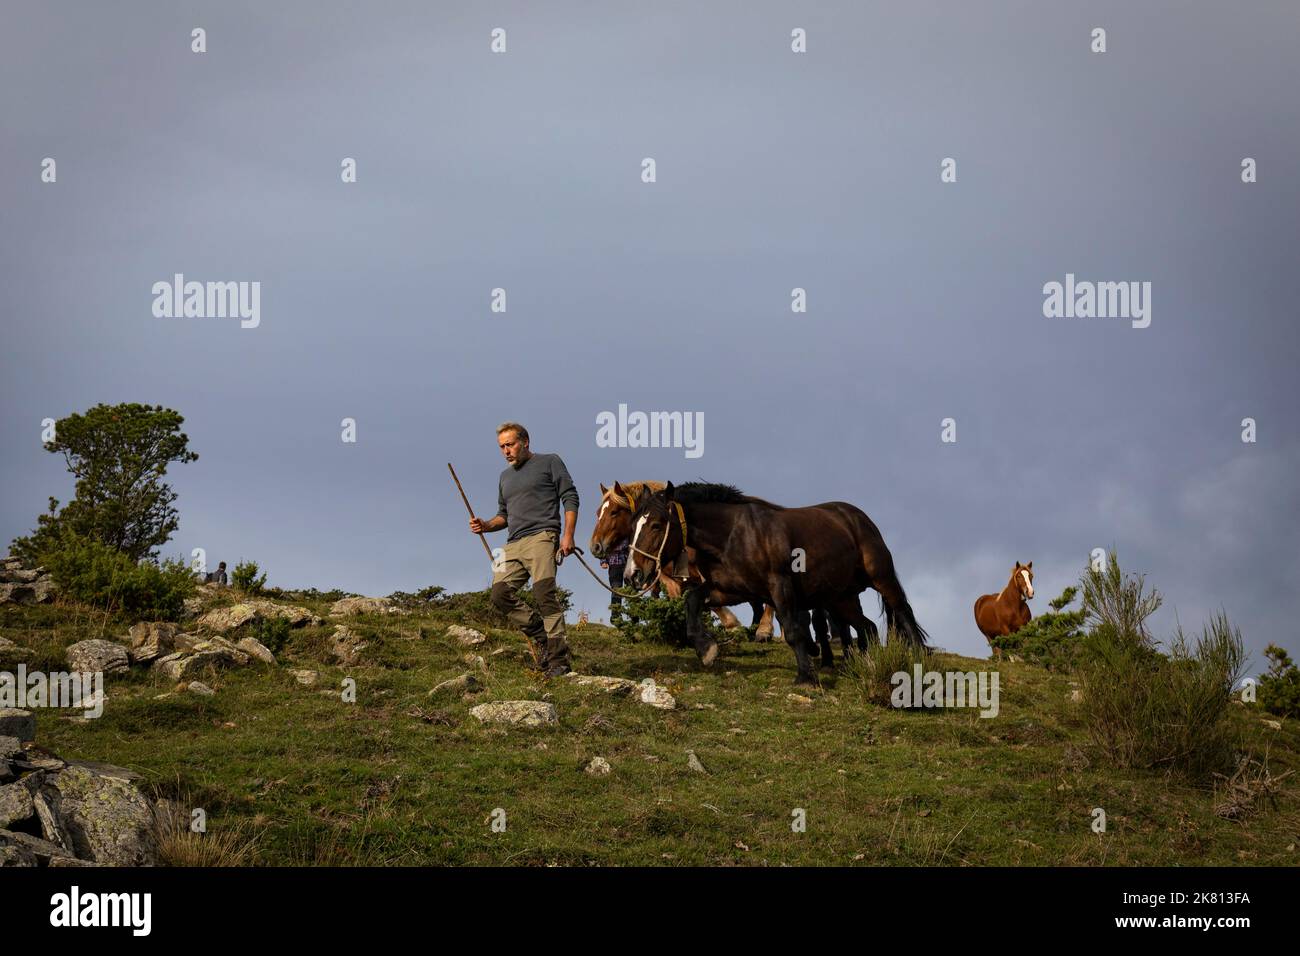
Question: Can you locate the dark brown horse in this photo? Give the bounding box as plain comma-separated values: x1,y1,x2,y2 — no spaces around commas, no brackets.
626,482,928,685
589,481,775,637
974,561,1033,659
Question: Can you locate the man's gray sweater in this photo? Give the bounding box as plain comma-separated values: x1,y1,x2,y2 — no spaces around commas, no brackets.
496,452,580,543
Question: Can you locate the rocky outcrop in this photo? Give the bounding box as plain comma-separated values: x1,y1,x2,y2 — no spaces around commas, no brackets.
470,700,558,728
329,596,400,617
0,719,163,867
0,558,57,606
65,640,130,675
196,600,321,635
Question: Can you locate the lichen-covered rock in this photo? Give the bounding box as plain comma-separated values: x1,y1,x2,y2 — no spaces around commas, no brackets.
126,622,181,664
235,636,276,665
65,640,130,675
0,782,34,829
330,596,397,617
150,649,232,682
565,674,639,696
195,604,258,633
585,756,612,776
639,680,676,710
0,829,76,866
244,599,321,627
446,625,487,646
48,764,159,866
186,681,215,697
291,670,318,687
470,700,558,728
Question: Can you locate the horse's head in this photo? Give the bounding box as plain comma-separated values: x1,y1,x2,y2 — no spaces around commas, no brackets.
590,481,638,559
1010,561,1034,601
626,482,686,589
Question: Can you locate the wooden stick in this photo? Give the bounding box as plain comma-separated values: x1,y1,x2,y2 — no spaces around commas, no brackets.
448,463,494,562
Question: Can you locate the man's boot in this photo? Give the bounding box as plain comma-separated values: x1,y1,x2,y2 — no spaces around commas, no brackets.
543,636,572,678
521,624,548,671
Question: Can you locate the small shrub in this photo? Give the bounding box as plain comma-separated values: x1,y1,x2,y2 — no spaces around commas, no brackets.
231,560,267,595
251,615,292,655
38,531,195,620
609,594,723,647
1077,553,1245,779
844,638,930,708
990,586,1086,670
1258,644,1300,718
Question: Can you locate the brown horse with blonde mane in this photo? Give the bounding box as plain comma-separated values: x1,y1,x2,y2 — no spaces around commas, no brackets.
974,561,1034,659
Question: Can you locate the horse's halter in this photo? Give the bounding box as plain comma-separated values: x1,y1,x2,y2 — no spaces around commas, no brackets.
629,499,688,580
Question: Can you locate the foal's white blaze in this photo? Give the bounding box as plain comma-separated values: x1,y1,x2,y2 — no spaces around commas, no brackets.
1020,568,1034,599
597,497,610,521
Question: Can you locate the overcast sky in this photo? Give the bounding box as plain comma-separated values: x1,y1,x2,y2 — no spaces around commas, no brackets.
2,1,1297,670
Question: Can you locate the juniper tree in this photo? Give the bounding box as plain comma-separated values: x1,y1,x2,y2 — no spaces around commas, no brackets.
11,402,198,563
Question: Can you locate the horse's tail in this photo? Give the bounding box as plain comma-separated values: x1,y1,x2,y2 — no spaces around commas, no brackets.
868,557,929,649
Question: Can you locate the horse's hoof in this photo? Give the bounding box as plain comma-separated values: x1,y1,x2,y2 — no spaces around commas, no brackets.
699,642,719,667
793,673,818,688
755,629,773,643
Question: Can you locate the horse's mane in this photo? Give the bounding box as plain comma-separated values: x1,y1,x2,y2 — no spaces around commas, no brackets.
672,481,749,505
606,480,665,509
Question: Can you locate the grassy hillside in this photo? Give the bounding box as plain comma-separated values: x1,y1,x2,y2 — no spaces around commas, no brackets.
3,592,1297,866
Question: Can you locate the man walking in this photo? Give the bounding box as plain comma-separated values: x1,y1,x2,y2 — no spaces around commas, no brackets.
469,422,578,677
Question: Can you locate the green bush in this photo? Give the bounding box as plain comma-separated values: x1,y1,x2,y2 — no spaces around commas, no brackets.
231,560,267,595
38,531,195,621
251,616,292,655
990,587,1087,670
843,638,930,708
1259,644,1300,718
609,593,723,647
1077,553,1244,779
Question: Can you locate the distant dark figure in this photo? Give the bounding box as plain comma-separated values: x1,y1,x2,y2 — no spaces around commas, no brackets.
204,561,228,586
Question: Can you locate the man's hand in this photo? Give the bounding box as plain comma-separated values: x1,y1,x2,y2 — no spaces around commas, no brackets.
559,531,576,557
469,517,486,534
600,561,609,569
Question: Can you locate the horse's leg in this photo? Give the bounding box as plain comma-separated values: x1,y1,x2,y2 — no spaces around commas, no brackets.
811,607,835,668
772,586,816,686
753,603,774,642
684,585,718,667
714,605,741,630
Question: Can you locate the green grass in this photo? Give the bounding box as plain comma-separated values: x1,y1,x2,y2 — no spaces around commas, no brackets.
3,598,1298,866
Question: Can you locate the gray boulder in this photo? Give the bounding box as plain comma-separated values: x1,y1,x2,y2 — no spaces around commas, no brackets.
48,763,159,866
127,622,180,664
428,673,482,699
65,640,130,675
235,636,276,665
470,700,558,728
